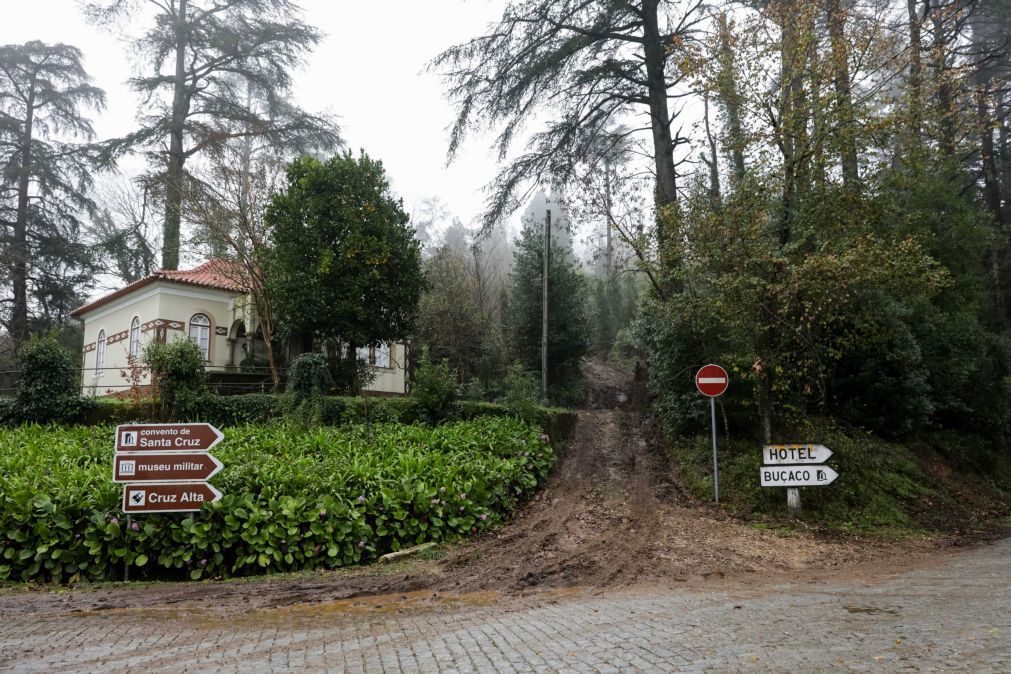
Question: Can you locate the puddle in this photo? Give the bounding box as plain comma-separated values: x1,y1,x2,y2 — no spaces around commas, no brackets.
844,605,899,615
64,586,594,630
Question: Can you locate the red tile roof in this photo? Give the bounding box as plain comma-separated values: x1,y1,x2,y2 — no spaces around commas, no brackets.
71,259,248,318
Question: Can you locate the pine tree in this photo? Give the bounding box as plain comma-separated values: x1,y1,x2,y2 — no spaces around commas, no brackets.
507,216,589,403
85,0,340,269
0,41,106,350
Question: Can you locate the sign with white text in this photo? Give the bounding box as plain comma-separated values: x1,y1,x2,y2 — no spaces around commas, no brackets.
762,444,834,465
760,465,839,488
122,483,222,514
115,423,224,453
114,453,223,483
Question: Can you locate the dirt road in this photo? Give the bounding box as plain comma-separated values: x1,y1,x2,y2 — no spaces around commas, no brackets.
0,360,960,616
434,361,930,593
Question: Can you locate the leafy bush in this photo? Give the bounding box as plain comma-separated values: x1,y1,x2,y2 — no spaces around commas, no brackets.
10,335,92,424
412,353,458,422
282,353,335,425
667,418,1011,533
143,339,207,419
78,391,579,435
502,363,539,422
0,418,554,583
286,353,334,401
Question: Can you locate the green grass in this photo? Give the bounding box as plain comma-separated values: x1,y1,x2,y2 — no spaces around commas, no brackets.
669,418,1011,535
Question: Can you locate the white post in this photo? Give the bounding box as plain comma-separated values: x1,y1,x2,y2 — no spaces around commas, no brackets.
787,487,801,518
541,208,551,404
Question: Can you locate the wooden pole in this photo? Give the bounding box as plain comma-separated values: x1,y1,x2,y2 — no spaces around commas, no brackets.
787,487,802,518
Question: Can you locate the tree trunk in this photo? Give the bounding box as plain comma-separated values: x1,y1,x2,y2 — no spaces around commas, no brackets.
826,0,858,188
162,0,190,270
703,91,722,205
979,88,1008,331
717,13,746,185
930,2,956,157
777,2,800,245
641,0,679,239
907,0,924,140
12,88,35,352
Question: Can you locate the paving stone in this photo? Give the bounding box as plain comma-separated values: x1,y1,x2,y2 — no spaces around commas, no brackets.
2,539,1011,672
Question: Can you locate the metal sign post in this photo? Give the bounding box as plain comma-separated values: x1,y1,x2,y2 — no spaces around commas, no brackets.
696,364,729,503
710,396,719,502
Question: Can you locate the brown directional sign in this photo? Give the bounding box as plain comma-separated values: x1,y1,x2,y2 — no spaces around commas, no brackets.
122,483,223,514
115,423,224,453
114,453,223,483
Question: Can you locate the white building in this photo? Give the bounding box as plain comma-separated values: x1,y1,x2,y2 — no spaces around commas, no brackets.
71,259,408,396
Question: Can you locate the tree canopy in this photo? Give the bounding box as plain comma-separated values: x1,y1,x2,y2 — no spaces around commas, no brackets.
265,153,424,352
85,0,341,269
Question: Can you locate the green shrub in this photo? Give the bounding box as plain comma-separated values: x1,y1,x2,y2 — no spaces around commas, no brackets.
412,353,458,422
281,353,336,425
143,339,207,419
11,335,92,424
286,353,335,401
0,418,553,583
503,363,539,422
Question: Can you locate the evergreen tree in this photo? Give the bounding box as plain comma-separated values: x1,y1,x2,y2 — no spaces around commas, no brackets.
506,216,590,404
265,153,424,386
0,41,106,351
85,0,340,269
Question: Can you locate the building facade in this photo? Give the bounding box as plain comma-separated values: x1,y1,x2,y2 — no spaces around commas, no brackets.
71,260,408,396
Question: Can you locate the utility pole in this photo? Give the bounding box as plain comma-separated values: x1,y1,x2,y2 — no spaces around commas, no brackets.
541,206,551,404
604,158,613,277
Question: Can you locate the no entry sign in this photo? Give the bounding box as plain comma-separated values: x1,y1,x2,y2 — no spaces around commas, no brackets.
695,364,729,397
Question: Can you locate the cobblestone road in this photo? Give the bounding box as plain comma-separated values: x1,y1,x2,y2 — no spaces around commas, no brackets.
2,538,1009,673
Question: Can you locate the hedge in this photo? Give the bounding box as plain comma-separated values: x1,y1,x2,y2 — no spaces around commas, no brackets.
0,417,555,583
79,394,578,439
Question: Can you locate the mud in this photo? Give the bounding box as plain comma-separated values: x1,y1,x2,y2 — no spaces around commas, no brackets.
0,359,991,618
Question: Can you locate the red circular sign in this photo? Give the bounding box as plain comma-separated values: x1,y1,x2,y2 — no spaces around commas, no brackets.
695,364,729,397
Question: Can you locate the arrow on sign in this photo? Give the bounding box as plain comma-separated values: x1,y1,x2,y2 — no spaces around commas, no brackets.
115,423,224,453
122,483,223,514
760,465,839,488
763,444,833,465
114,453,223,483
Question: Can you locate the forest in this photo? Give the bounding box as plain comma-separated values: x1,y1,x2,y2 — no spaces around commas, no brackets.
1,0,1010,455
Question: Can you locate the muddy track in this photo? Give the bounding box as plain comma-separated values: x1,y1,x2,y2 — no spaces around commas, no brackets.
431,360,923,594
0,360,962,617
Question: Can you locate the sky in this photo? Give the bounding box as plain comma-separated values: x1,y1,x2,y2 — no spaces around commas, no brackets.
0,0,513,238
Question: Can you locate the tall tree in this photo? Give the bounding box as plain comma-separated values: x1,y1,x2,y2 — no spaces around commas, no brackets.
84,0,340,270
265,153,424,385
507,214,590,403
0,41,106,351
432,0,706,240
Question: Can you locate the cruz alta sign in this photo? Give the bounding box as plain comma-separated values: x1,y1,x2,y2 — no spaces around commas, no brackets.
760,443,838,516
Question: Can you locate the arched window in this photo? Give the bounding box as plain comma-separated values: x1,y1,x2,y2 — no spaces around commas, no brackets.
96,330,106,373
128,317,141,358
189,313,211,360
